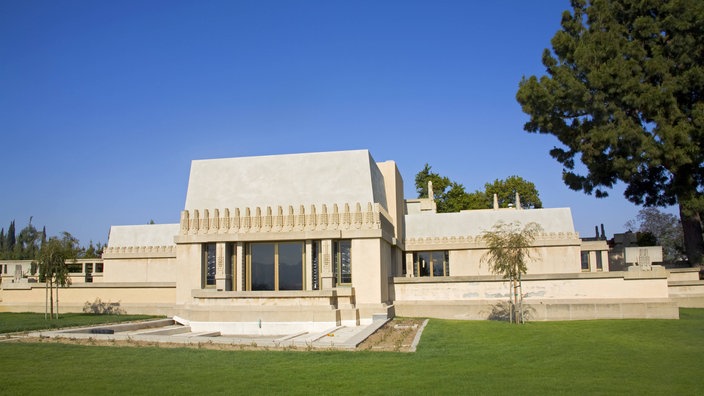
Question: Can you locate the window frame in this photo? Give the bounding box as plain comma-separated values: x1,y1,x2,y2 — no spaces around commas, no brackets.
413,251,450,277
202,243,217,288
580,251,590,271
246,241,305,291
333,240,352,286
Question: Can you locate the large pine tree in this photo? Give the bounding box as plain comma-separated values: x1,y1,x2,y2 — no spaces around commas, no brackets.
516,0,704,264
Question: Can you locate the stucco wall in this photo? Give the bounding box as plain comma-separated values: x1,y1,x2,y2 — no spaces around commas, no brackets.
103,257,177,283
447,245,582,276
392,272,670,302
0,283,175,315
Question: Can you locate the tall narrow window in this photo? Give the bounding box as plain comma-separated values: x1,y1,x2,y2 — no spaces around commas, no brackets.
250,243,275,291
333,240,352,285
311,241,320,290
581,251,590,271
225,243,234,291
203,243,217,288
595,251,603,271
279,242,303,290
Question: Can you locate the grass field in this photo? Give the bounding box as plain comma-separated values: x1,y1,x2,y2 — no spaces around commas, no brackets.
1,309,702,395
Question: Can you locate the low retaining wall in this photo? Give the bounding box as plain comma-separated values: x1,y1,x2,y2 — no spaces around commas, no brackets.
0,282,176,316
394,299,678,320
391,271,679,320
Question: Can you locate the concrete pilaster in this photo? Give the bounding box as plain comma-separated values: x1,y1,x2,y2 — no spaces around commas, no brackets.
236,242,245,291
320,239,334,289
305,240,313,291
215,242,227,291
405,252,414,277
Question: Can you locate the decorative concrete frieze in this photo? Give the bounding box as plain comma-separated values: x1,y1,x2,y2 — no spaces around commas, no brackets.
103,245,176,258
405,232,581,250
178,201,391,237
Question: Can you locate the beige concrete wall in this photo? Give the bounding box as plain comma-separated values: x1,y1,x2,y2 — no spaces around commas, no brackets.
175,243,202,306
103,257,177,283
0,282,175,315
350,238,383,305
392,272,670,302
391,271,678,320
447,245,581,276
394,299,679,320
668,267,701,282
376,160,405,242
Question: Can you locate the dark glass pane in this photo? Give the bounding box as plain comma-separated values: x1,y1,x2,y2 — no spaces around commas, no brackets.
95,263,104,273
432,252,444,276
251,243,275,290
339,240,352,284
412,253,418,277
225,243,234,291
205,243,216,286
85,263,93,273
581,252,590,270
311,241,319,290
418,252,431,277
596,252,603,270
279,242,303,290
66,263,83,273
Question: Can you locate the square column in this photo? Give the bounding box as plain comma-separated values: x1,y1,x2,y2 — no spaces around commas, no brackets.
320,239,334,289
305,240,313,291
236,242,245,291
215,242,227,291
405,252,414,277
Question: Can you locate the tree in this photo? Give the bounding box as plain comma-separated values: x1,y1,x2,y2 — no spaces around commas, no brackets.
0,228,4,257
16,218,40,260
415,165,542,212
7,220,16,256
415,164,451,200
481,222,542,323
516,0,704,265
485,176,543,209
625,207,685,262
81,240,104,259
34,232,79,319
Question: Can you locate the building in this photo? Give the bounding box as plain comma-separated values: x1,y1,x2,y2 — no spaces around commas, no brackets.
3,149,702,333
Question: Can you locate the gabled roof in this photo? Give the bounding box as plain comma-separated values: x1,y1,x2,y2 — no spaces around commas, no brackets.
184,150,388,211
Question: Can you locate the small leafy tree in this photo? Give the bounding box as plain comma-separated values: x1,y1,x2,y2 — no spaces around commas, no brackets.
414,165,542,212
484,176,543,209
34,232,79,319
625,207,685,262
481,222,542,323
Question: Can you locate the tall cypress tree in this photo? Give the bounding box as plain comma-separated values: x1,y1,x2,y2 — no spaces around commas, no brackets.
7,220,16,254
0,228,5,258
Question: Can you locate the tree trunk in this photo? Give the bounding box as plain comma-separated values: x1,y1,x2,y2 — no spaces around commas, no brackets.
44,279,48,320
513,278,520,324
679,203,704,266
55,282,59,319
49,279,54,318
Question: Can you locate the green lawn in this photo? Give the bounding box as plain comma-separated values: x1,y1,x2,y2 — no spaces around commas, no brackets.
1,309,702,395
0,312,160,334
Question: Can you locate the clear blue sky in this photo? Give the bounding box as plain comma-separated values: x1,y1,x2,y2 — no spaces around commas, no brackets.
0,0,671,246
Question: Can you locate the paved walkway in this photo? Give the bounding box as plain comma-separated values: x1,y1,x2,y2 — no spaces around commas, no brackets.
23,318,405,350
